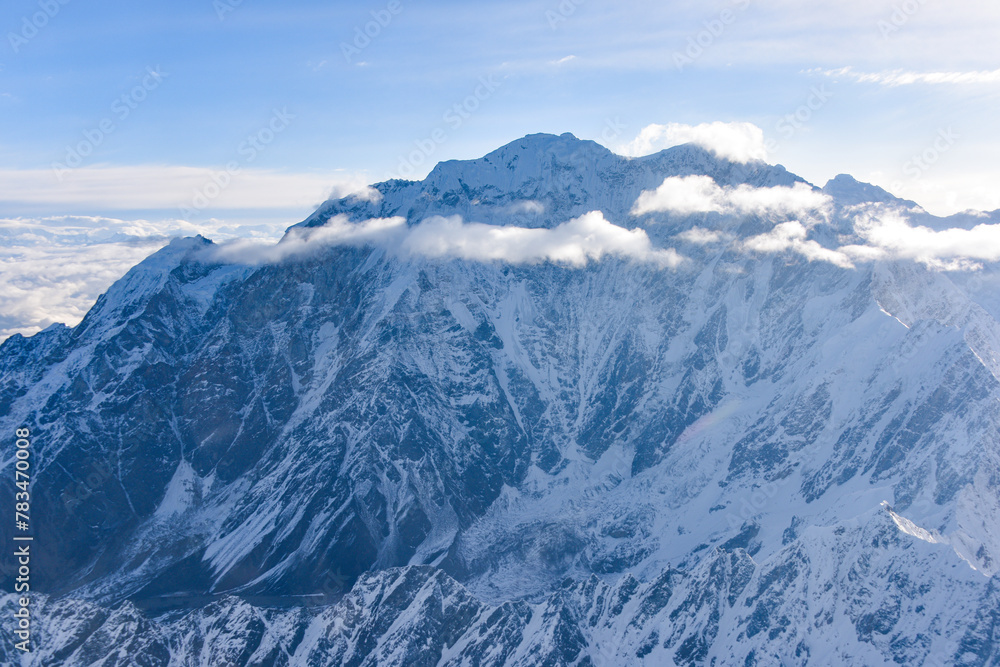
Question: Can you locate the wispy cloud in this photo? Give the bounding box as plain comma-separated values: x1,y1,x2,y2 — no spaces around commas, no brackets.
816,66,1000,87
631,176,831,218
618,122,768,163
209,215,406,264
208,211,684,269
675,227,726,245
509,200,545,215
550,55,577,66
743,221,854,268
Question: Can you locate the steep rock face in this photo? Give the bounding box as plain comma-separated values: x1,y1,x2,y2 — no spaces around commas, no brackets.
2,133,999,664
2,510,994,665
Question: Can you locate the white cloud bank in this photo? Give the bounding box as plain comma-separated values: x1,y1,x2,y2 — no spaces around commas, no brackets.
0,240,165,341
0,166,380,339
632,176,831,218
619,122,768,163
630,178,1000,272
0,215,292,340
209,212,684,269
402,212,681,267
844,209,1000,270
735,206,1000,271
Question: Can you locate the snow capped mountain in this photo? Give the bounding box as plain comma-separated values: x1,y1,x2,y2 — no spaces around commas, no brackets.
305,133,803,234
2,133,999,665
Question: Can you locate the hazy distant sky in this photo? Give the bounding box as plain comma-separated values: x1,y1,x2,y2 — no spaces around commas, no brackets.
1,0,998,337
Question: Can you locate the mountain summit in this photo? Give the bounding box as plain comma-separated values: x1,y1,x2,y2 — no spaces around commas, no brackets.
2,134,999,665
303,132,803,232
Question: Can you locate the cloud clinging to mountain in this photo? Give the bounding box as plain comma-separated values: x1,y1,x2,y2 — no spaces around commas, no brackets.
631,176,831,218
619,122,768,163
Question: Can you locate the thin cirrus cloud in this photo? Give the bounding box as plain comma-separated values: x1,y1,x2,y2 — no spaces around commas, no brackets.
550,55,577,66
617,122,769,163
816,66,1000,87
207,212,684,269
0,166,375,213
631,175,832,218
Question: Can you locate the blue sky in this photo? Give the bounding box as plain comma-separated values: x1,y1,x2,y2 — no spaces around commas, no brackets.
1,0,999,337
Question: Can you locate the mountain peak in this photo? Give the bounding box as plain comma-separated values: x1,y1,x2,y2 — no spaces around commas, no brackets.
301,131,807,231
822,173,899,206
423,131,619,189
487,131,610,156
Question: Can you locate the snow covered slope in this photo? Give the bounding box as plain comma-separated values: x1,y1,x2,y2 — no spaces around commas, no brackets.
1,133,999,665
